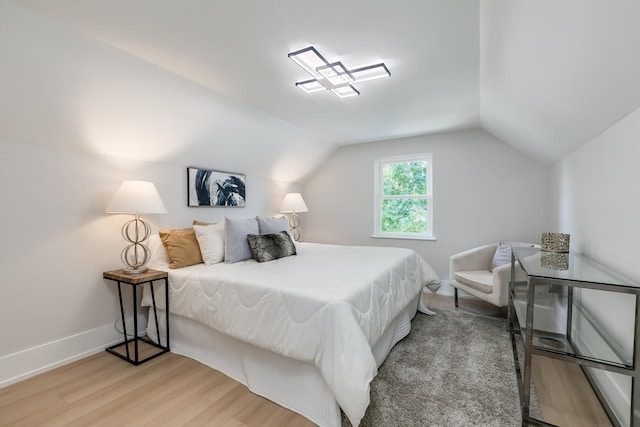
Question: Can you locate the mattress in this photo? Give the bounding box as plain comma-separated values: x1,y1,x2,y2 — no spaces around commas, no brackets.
143,242,440,426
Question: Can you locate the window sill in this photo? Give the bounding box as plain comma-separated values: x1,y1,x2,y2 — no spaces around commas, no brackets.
371,234,437,241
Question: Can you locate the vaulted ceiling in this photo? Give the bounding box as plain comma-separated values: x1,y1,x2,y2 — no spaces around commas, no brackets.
9,0,640,167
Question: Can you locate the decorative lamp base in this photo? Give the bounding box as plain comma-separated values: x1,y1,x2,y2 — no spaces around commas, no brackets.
120,214,152,272
288,212,301,241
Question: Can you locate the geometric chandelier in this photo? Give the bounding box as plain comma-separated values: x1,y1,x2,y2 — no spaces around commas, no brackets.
288,46,391,98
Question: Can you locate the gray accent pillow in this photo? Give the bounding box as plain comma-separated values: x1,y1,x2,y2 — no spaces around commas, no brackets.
247,231,297,263
491,242,535,271
224,217,259,263
256,215,297,243
256,216,289,234
490,243,512,271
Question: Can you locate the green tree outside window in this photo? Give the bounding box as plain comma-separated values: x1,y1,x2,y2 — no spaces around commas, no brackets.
375,155,433,237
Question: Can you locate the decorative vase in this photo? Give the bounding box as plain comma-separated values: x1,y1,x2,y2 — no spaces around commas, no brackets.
541,232,570,253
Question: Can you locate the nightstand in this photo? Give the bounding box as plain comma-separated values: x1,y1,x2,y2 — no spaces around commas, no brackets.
103,269,170,365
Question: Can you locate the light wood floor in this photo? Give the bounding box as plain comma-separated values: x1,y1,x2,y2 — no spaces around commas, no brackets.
1,296,613,427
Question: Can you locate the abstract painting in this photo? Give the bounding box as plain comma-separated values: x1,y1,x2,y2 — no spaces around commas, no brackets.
187,167,246,207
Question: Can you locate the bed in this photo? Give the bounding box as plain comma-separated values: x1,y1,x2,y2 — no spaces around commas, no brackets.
143,233,439,427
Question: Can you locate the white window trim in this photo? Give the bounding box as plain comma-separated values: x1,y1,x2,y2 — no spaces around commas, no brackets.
372,153,434,240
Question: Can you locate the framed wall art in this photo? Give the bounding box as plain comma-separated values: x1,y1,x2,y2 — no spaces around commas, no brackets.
187,167,246,207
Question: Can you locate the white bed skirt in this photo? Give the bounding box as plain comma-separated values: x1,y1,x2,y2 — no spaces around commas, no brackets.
147,294,421,427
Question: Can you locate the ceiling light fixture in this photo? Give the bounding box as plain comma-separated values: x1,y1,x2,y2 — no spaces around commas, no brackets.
288,46,390,98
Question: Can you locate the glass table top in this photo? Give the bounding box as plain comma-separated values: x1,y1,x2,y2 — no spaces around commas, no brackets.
512,247,637,289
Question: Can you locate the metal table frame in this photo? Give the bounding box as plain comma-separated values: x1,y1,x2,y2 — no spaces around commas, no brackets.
508,248,640,427
103,269,170,365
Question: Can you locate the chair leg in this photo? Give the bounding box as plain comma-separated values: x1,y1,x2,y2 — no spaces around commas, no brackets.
454,288,459,307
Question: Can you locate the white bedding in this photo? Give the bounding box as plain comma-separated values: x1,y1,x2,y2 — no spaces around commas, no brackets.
144,242,439,426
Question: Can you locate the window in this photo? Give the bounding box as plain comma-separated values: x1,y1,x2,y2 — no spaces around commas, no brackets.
373,153,433,239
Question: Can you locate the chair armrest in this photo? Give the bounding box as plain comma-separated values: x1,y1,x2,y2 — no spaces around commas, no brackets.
493,262,512,285
492,262,514,307
449,243,499,281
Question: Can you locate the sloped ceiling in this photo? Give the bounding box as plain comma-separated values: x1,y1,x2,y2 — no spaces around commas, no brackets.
8,0,640,168
480,0,640,163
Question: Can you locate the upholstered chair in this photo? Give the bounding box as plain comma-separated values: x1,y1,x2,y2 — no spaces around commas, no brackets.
449,242,527,308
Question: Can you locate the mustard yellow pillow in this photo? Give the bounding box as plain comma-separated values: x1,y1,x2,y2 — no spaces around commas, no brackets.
159,228,203,268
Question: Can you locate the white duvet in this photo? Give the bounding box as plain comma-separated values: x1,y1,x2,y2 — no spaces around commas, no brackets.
146,242,439,426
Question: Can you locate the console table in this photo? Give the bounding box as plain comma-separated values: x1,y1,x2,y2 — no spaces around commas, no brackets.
509,247,639,427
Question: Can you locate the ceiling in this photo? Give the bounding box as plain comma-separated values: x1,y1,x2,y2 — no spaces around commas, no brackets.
9,0,640,165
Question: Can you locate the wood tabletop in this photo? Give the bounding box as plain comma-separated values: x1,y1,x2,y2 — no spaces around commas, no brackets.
103,268,168,284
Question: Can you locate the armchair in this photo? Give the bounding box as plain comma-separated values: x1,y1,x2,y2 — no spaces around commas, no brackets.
449,243,514,308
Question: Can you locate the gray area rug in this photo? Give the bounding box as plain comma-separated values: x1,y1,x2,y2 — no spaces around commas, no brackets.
343,308,536,427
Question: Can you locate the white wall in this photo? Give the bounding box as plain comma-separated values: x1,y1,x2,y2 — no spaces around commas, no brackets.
553,107,640,282
302,128,552,284
0,1,305,386
551,107,640,427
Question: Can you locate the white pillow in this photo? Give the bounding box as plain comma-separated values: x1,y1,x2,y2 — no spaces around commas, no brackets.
146,233,170,269
193,223,225,265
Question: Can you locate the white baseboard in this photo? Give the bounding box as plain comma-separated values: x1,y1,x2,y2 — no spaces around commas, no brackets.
0,323,145,388
433,280,479,299
427,279,455,297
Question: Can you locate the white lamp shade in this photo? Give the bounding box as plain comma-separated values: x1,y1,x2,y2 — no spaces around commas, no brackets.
106,180,167,214
280,193,309,213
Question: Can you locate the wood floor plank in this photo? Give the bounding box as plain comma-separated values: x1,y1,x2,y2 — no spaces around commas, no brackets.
0,354,107,410
232,395,280,426
0,392,67,427
58,355,158,403
138,394,215,426
220,419,249,427
114,361,217,423
262,409,317,427
532,355,613,427
194,382,259,425
58,357,198,426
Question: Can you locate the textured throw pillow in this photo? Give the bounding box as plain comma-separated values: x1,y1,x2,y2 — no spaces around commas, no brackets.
159,228,203,269
224,217,259,263
193,223,225,265
247,231,297,263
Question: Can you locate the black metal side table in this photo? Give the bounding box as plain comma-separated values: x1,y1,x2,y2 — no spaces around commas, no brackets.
103,269,170,365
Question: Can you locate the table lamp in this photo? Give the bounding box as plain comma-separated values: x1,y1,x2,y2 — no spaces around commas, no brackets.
106,180,167,274
280,192,308,241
